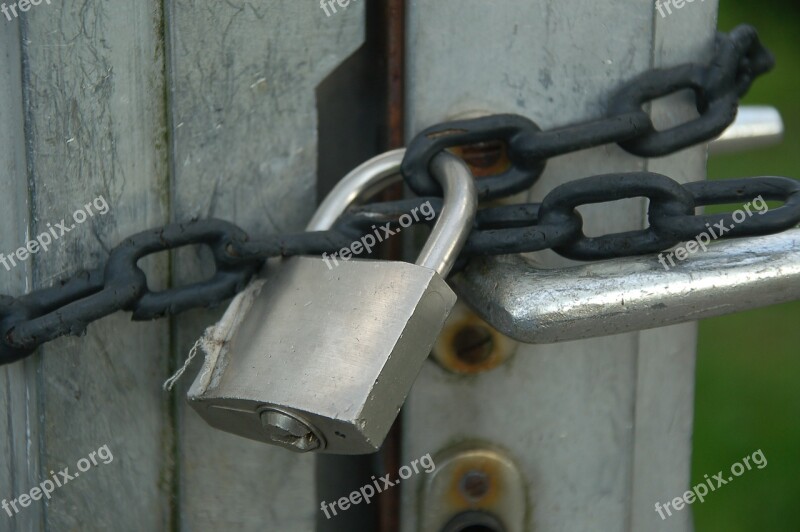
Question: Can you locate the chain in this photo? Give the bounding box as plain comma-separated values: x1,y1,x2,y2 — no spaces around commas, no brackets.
401,24,774,200
2,24,797,365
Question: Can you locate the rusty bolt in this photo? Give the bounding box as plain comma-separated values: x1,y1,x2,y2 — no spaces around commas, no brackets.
452,325,495,366
459,469,491,502
449,140,510,178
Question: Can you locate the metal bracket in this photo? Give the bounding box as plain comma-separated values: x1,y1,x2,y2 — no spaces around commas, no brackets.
452,228,800,344
709,105,783,154
419,444,526,532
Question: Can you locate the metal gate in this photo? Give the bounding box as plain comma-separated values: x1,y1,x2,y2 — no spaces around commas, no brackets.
0,1,790,531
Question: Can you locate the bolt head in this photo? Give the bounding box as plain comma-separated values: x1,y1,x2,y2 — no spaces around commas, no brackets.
459,469,491,501
453,325,495,365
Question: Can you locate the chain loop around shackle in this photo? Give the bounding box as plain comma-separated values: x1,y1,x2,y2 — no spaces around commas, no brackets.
0,24,793,366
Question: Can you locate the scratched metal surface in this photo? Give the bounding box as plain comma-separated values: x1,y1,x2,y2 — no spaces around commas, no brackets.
0,1,364,530
0,15,43,532
402,1,716,531
167,1,365,531
2,2,171,530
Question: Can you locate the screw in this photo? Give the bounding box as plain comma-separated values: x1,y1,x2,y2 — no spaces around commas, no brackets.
452,325,495,366
459,470,491,501
260,408,322,453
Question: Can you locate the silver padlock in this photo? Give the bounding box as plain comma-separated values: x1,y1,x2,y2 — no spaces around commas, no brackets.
188,150,477,454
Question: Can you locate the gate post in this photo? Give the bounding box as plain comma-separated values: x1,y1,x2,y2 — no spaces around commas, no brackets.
401,2,717,530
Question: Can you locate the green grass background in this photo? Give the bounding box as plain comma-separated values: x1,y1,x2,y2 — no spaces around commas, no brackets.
692,2,800,530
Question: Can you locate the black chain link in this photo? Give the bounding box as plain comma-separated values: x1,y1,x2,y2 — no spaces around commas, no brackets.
2,24,796,365
338,175,800,261
401,25,774,199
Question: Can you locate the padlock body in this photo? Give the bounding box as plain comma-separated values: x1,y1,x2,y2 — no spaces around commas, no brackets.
188,256,456,454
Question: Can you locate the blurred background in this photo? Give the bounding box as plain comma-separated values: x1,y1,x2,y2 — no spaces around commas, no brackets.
692,1,800,530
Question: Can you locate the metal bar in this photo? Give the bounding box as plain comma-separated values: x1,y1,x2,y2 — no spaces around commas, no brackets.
709,105,783,154
453,228,800,343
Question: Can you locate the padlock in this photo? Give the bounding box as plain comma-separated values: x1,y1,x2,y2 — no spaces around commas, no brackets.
187,151,477,454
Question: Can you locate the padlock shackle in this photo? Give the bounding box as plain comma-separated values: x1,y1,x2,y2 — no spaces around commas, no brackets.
416,152,477,277
307,148,406,232
307,149,477,277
